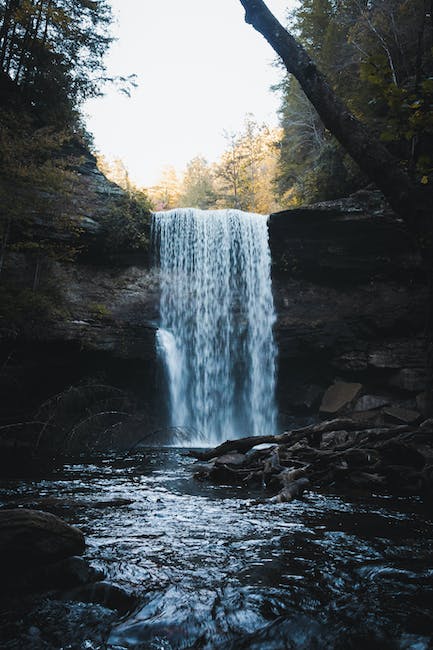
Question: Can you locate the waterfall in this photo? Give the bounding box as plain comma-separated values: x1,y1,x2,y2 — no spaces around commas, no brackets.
153,208,277,445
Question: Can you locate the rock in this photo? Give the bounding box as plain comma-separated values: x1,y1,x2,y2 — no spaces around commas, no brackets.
65,581,136,614
320,382,363,415
384,407,421,424
389,368,427,392
39,556,105,589
215,453,246,466
286,384,323,411
367,340,425,370
416,392,433,416
0,509,85,570
354,395,390,412
420,418,433,431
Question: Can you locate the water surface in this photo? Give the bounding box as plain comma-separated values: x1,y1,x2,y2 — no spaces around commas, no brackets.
1,449,432,649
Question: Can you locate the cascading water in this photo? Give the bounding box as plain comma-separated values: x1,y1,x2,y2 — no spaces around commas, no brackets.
153,208,277,445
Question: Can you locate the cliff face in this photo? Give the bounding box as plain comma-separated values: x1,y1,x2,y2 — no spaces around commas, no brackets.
0,153,428,438
269,191,427,416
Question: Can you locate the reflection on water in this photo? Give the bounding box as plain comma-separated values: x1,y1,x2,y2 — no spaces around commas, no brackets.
1,449,433,649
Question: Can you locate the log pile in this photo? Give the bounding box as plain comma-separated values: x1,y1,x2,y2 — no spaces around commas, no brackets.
190,418,433,501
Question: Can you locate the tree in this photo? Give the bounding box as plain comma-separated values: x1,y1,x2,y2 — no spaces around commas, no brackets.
238,0,432,244
214,117,280,212
179,156,216,209
148,166,182,211
0,0,132,125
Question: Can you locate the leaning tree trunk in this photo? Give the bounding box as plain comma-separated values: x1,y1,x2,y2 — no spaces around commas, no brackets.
238,0,432,243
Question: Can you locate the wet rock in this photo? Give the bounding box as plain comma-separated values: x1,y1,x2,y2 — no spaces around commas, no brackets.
320,382,363,415
416,392,433,416
0,509,85,570
389,368,427,393
420,418,433,431
65,581,136,614
39,556,104,590
384,407,421,424
367,340,425,370
354,395,390,412
286,384,323,411
91,498,134,508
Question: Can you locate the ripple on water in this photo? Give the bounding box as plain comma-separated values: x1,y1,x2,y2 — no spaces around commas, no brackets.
1,448,432,649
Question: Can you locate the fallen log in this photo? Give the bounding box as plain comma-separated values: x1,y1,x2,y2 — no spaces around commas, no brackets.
191,418,433,499
189,419,363,461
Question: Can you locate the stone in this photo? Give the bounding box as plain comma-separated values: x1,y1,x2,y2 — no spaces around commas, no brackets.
39,556,104,589
320,382,363,415
416,392,433,416
65,581,136,614
286,384,323,410
420,418,433,431
354,395,390,412
389,369,427,393
384,407,421,424
0,509,85,570
367,340,425,370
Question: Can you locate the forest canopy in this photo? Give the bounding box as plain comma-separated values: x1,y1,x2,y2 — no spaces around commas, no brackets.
274,0,433,205
144,0,432,212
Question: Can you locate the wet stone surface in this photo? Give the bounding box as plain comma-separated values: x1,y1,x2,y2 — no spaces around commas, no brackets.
0,449,432,649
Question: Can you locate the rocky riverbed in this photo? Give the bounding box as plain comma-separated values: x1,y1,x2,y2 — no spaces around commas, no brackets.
1,448,432,649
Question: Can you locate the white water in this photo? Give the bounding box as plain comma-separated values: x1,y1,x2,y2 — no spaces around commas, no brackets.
153,208,277,445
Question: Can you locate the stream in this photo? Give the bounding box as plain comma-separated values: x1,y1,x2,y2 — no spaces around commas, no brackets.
1,449,433,649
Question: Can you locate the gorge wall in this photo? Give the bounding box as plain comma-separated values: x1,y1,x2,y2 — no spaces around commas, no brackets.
0,151,428,448
269,191,427,421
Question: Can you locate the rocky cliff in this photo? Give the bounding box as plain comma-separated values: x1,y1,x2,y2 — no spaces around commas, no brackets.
0,158,428,453
269,190,428,421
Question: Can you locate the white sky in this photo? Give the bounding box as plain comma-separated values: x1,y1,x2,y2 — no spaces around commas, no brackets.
84,0,296,187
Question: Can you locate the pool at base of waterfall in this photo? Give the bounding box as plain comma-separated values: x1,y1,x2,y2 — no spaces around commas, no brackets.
1,449,432,649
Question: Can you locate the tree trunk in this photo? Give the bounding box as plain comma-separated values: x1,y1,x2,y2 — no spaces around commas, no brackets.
32,253,41,291
0,217,11,276
238,0,432,244
23,0,45,86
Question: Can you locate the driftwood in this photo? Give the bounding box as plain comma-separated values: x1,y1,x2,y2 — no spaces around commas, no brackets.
191,418,433,501
189,418,361,461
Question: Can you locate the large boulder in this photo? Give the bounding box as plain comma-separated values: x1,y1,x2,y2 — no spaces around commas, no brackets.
320,382,363,415
0,509,85,570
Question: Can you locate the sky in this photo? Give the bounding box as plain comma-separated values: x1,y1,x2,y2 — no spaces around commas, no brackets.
84,0,297,188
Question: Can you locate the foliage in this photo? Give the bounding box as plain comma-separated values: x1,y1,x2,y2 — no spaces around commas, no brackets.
179,156,216,210
96,185,152,254
149,116,282,214
213,116,281,212
0,281,68,333
89,301,110,319
0,105,85,290
0,0,122,125
147,165,182,211
275,0,433,205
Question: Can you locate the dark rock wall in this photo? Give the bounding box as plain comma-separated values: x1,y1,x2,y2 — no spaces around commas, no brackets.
269,192,427,417
1,179,427,440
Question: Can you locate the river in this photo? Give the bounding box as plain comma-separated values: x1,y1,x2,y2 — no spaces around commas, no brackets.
1,449,432,649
